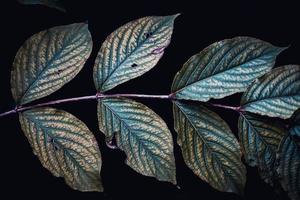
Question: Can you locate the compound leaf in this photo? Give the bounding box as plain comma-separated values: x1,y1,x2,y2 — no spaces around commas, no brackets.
11,23,92,105
238,113,287,184
277,126,300,200
241,65,300,119
18,0,66,12
171,37,284,101
19,107,103,192
93,14,178,92
173,101,246,195
97,98,176,184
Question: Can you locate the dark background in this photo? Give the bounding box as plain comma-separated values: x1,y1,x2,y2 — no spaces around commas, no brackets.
0,0,298,199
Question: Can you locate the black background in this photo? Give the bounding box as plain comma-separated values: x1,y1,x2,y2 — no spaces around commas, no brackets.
0,1,298,199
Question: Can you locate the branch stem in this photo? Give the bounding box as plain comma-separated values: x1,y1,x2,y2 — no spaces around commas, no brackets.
209,103,242,112
0,93,241,118
0,93,171,118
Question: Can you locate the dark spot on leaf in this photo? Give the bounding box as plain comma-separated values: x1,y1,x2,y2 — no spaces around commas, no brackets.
54,145,59,151
57,69,63,75
144,32,153,38
152,47,165,55
131,63,138,67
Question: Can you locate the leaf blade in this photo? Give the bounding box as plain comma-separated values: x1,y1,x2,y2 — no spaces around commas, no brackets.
97,98,176,184
173,101,246,195
19,107,103,192
171,37,284,101
238,113,287,184
18,0,66,12
277,129,300,200
11,23,92,105
241,65,300,119
93,14,178,92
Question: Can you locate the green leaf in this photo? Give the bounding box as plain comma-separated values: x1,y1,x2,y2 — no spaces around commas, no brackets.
290,109,300,134
173,101,246,195
277,129,300,200
19,107,103,192
171,37,285,101
18,0,66,12
97,98,176,184
238,113,287,184
11,23,92,105
93,14,178,92
241,65,300,119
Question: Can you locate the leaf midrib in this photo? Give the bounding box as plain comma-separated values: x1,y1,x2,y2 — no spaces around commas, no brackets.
175,102,234,172
23,113,96,174
20,27,87,104
242,93,300,107
102,101,168,169
173,50,275,95
240,114,278,161
99,17,172,91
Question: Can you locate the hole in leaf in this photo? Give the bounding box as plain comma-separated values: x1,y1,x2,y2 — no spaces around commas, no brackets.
57,69,63,75
54,145,59,151
144,32,153,38
106,133,118,149
131,63,138,67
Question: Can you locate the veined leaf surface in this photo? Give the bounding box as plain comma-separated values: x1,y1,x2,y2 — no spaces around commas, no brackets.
18,0,66,12
290,109,300,134
277,128,300,200
171,37,284,101
173,101,246,195
241,65,300,119
93,15,178,92
11,23,92,105
238,113,286,184
97,98,176,184
19,107,103,192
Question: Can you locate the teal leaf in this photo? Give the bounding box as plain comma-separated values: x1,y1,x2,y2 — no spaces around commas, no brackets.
18,0,66,12
19,107,103,192
290,109,300,135
97,98,176,184
238,113,287,184
11,23,92,105
241,65,300,119
171,37,285,101
93,14,178,92
277,128,300,200
173,101,246,195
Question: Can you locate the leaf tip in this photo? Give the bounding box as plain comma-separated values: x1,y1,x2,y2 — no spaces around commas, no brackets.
275,45,289,55
226,183,245,197
169,13,181,21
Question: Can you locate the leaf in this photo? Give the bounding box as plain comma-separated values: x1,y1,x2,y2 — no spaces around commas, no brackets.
290,109,300,134
97,98,176,184
18,0,66,12
173,101,246,195
277,129,300,200
238,113,287,184
241,65,300,119
93,14,178,92
19,107,103,192
11,23,92,105
171,37,285,101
